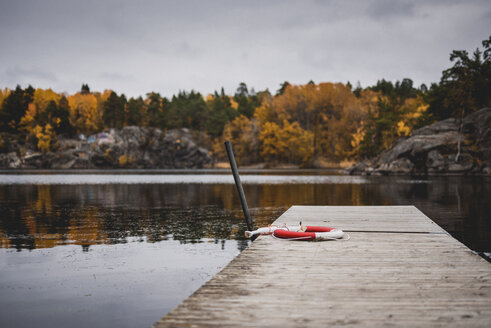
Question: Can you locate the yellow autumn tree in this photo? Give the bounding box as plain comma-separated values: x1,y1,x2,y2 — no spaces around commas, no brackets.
19,103,38,134
344,89,381,158
259,82,364,163
67,93,101,134
222,115,259,165
254,98,276,127
256,83,317,164
32,88,61,114
278,120,314,166
33,123,56,152
0,87,10,108
309,83,356,160
396,95,429,137
19,89,63,136
259,121,283,163
259,120,313,166
229,97,239,110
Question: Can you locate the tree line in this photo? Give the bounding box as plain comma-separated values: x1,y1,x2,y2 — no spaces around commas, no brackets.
0,36,489,166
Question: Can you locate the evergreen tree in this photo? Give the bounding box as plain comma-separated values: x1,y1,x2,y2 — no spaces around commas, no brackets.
0,85,33,133
276,81,290,96
166,91,208,130
81,84,90,95
146,92,166,128
206,89,237,137
236,82,248,96
103,91,125,128
353,81,362,98
55,96,74,136
234,82,255,118
41,100,57,125
25,85,35,103
426,36,491,120
126,97,145,126
369,79,394,97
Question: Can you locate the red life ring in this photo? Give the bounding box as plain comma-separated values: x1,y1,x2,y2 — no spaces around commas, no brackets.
273,226,344,241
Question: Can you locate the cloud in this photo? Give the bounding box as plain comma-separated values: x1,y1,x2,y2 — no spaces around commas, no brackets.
99,72,133,81
366,0,416,20
3,66,58,85
0,0,490,97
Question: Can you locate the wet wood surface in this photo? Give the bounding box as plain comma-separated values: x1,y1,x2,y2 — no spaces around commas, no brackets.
154,206,491,327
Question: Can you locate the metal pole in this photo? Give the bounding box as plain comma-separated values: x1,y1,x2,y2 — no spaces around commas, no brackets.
224,140,254,231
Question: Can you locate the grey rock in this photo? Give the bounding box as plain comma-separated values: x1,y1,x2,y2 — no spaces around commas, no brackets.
0,127,212,169
426,150,445,169
375,158,414,175
447,153,474,173
0,152,21,169
349,108,491,175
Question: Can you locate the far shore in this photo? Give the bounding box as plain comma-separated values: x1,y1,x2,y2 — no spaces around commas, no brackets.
213,160,355,170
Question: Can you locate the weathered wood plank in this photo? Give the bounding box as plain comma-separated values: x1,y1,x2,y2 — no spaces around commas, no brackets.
155,206,490,327
277,205,447,233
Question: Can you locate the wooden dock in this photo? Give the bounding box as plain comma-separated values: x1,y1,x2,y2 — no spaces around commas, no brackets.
155,206,491,327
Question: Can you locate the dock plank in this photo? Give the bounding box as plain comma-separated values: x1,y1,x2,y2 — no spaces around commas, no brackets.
155,206,491,327
278,205,447,233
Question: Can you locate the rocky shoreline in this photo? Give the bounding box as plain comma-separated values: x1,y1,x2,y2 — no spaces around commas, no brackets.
1,108,490,174
0,127,212,169
348,108,491,176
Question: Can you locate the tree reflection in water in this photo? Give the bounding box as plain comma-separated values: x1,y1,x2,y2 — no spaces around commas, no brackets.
0,175,489,253
0,175,489,328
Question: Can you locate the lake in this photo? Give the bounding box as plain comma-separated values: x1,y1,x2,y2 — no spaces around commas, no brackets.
0,170,489,327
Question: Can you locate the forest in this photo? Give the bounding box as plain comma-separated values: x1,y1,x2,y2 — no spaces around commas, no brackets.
0,37,489,167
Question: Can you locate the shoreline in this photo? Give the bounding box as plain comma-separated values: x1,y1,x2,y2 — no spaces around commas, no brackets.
0,167,489,177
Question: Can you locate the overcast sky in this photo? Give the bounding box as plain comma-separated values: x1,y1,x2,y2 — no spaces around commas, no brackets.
1,0,490,97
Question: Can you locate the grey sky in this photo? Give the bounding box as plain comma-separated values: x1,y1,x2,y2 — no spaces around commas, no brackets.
1,0,490,97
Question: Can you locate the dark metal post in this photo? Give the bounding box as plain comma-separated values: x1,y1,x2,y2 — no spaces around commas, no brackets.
224,140,254,231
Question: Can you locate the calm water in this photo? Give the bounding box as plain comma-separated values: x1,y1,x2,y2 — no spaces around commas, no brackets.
0,171,490,327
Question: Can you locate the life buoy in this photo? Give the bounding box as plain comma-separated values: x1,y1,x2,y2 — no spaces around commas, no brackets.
273,226,344,241
245,224,345,241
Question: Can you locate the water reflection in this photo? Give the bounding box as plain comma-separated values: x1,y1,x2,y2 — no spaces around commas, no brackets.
0,174,489,328
0,184,280,252
0,175,489,253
